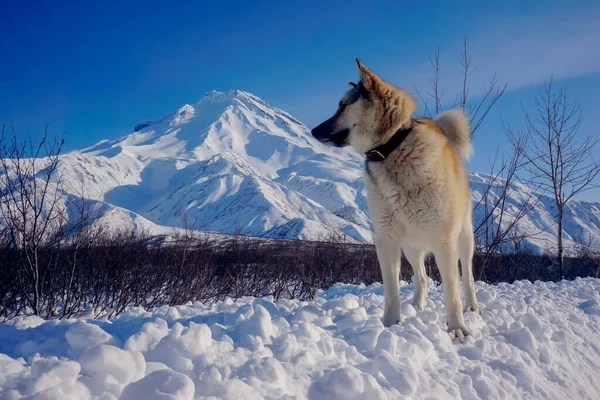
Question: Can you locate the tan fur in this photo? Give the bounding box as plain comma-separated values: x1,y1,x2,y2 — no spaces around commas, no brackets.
312,59,480,341
343,59,417,153
414,117,444,137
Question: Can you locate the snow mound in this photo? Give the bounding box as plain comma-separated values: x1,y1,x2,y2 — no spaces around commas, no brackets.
1,278,600,399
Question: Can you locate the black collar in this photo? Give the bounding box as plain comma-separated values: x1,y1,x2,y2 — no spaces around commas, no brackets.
365,120,414,162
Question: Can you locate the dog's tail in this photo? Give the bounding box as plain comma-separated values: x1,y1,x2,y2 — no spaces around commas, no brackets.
435,109,473,159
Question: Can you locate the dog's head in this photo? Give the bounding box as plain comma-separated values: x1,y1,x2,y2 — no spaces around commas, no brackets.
311,59,416,153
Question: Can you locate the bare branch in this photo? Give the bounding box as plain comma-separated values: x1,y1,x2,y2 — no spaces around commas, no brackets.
416,40,506,138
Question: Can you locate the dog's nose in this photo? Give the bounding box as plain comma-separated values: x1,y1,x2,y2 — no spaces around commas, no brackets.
311,120,330,140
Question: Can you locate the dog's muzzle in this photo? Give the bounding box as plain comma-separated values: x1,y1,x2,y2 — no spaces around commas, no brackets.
311,118,349,147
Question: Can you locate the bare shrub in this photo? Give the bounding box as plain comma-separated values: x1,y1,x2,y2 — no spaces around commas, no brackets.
0,126,65,316
473,125,540,280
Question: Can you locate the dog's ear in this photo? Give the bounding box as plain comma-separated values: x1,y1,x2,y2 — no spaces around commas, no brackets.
355,58,383,95
348,82,357,89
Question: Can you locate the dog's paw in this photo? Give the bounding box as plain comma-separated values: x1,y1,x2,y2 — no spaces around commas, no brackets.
448,325,472,342
382,311,402,327
464,304,483,316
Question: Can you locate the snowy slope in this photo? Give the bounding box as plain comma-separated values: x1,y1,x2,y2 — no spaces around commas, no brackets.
469,172,600,254
4,89,600,251
1,278,600,399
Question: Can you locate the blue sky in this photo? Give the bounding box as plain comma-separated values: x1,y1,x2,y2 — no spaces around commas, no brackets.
1,0,599,197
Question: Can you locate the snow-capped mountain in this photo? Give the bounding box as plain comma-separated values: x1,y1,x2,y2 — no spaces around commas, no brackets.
58,90,373,242
7,90,600,252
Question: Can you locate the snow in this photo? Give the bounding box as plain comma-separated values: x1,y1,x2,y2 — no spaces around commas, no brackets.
2,278,600,399
120,369,195,400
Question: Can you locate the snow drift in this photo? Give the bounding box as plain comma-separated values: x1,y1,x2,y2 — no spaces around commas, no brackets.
1,278,600,399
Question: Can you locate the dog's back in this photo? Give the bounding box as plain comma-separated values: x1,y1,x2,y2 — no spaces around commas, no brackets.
423,110,473,236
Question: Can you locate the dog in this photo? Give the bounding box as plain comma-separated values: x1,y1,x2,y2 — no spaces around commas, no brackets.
311,59,480,341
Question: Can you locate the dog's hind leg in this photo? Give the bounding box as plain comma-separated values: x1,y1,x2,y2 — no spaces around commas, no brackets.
375,234,402,327
459,222,481,315
433,240,470,341
404,247,427,311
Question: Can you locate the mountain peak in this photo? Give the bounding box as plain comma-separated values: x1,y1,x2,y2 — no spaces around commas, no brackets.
200,89,242,103
198,89,267,106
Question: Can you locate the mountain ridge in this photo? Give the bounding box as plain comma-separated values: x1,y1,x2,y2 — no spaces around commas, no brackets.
5,90,600,253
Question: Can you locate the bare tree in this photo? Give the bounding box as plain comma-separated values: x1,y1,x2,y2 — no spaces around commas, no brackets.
0,125,65,315
414,39,507,137
519,80,600,279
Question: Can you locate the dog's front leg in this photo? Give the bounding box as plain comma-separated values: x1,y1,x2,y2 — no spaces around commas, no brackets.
375,234,402,327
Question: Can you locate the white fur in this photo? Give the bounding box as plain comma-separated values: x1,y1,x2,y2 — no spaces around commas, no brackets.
435,109,473,159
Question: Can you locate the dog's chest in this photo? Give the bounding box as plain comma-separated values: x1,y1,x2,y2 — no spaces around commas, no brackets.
364,164,443,232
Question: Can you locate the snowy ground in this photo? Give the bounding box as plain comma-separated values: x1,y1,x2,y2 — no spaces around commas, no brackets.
1,278,600,400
